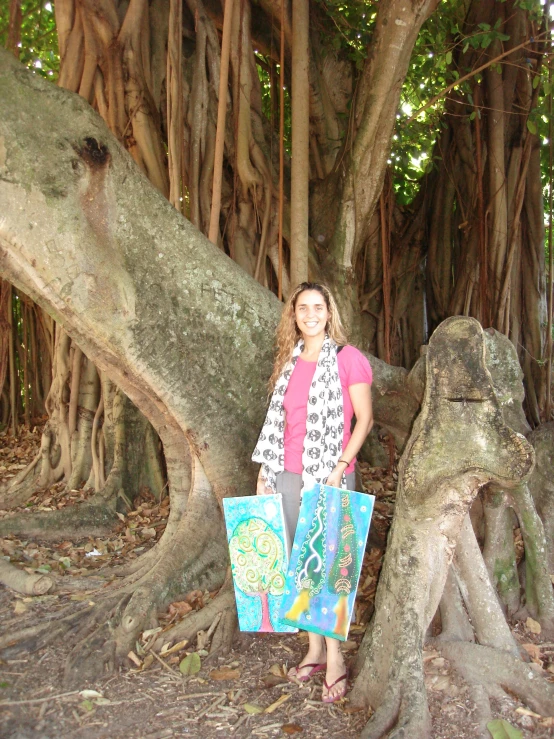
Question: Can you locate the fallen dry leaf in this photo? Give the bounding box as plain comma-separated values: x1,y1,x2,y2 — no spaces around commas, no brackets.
127,650,142,667
13,600,27,615
184,589,204,609
243,703,263,715
141,654,154,670
521,643,542,664
168,601,193,619
160,639,188,656
281,724,303,734
262,674,288,688
539,717,554,727
525,617,541,635
209,668,240,681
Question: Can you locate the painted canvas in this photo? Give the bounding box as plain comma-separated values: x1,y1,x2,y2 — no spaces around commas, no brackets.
278,484,375,641
223,494,297,633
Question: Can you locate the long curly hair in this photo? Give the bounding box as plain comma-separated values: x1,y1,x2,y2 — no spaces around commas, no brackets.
269,282,348,391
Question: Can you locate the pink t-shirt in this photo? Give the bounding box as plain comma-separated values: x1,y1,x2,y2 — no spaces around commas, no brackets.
283,345,372,475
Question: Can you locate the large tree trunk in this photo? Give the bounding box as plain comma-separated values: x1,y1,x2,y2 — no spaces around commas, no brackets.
0,48,276,681
350,317,554,738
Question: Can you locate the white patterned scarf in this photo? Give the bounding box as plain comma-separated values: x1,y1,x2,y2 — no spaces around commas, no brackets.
252,335,344,492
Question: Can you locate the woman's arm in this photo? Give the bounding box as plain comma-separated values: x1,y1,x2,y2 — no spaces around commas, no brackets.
326,383,373,488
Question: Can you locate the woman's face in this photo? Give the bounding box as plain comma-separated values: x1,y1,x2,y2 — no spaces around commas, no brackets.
294,290,330,340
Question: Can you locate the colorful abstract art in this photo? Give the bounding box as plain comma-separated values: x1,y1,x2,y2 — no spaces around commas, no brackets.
223,494,297,633
278,484,375,641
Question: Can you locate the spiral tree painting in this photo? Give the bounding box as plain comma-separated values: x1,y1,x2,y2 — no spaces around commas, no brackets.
223,495,297,633
279,485,375,640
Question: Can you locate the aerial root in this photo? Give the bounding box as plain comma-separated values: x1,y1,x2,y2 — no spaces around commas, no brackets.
360,676,431,739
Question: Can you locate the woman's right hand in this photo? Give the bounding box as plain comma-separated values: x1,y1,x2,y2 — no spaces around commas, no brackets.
256,469,273,495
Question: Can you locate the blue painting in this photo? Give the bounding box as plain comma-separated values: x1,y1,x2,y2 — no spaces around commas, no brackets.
223,494,297,633
278,484,375,641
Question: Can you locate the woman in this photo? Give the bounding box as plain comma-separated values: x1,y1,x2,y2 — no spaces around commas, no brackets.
252,282,373,703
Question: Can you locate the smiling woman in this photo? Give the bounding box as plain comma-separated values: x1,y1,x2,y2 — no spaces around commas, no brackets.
252,281,373,703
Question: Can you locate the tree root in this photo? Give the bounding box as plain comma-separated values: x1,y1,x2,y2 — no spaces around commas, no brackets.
59,457,227,686
0,558,55,595
0,451,41,509
0,501,117,540
153,575,237,653
439,641,554,717
360,672,431,739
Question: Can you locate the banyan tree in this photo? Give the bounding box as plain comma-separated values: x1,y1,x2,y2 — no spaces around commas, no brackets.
0,0,554,735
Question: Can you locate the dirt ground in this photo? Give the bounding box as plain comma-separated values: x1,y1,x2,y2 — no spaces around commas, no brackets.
1,425,554,738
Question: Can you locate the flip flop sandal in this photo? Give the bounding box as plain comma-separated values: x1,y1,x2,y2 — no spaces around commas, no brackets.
322,672,348,703
288,662,327,683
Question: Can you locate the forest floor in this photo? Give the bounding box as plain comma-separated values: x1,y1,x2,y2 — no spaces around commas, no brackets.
1,425,554,739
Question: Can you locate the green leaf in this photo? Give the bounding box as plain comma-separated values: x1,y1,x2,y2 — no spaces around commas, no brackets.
37,564,52,573
527,119,537,135
0,682,10,688
80,700,95,712
179,652,201,675
486,718,523,739
463,41,470,54
243,703,264,714
445,51,452,65
470,111,476,121
532,75,540,89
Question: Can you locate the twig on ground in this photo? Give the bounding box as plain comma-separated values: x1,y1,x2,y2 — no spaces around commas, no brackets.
149,649,181,678
195,693,227,720
0,690,80,706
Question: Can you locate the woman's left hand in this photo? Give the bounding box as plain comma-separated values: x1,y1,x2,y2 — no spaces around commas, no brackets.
325,467,344,488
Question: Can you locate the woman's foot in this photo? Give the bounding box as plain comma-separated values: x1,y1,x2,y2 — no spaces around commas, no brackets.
321,659,348,702
287,648,327,682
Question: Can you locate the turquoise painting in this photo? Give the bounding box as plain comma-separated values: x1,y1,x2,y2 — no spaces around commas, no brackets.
278,484,375,641
223,494,297,633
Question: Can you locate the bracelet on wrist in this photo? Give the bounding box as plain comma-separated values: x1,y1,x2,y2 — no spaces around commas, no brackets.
338,459,350,466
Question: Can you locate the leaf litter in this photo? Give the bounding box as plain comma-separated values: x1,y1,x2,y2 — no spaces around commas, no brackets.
1,428,553,737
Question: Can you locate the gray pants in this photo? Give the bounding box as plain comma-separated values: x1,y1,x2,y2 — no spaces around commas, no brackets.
276,470,357,550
